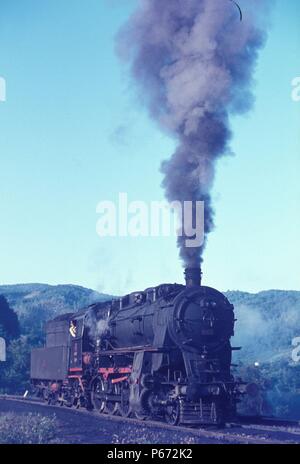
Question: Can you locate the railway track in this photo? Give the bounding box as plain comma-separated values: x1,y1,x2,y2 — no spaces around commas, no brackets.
1,395,299,444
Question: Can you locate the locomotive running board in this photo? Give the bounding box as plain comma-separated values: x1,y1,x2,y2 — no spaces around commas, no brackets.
102,347,167,355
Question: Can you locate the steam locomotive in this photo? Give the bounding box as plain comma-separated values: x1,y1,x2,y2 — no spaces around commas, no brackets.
31,268,244,425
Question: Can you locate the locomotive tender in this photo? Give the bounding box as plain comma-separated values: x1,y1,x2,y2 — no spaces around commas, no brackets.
31,268,244,425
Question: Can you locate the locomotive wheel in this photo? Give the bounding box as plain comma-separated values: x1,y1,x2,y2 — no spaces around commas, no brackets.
119,381,132,417
104,380,118,415
164,399,180,426
91,378,105,413
42,387,57,405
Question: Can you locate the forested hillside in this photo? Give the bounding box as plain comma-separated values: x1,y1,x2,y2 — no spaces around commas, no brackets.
227,290,300,418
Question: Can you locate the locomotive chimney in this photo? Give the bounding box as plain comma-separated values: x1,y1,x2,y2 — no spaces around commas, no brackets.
184,267,202,288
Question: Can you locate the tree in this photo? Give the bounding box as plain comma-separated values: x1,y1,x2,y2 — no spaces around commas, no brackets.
0,295,20,341
0,336,31,393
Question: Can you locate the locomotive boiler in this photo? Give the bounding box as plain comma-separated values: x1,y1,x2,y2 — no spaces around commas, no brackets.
31,268,244,425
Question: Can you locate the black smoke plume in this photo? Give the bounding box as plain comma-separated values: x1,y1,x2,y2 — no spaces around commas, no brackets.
117,0,270,267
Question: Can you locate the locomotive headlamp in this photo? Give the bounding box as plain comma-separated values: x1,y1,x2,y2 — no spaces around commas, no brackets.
206,300,217,308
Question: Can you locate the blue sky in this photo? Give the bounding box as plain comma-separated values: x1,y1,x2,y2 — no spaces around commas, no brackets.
0,0,299,294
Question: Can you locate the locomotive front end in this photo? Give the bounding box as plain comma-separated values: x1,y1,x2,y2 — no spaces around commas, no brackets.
168,268,235,353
